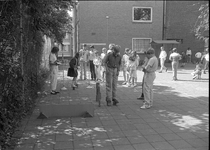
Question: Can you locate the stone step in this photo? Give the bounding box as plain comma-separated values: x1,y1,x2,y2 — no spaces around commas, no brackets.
38,102,94,118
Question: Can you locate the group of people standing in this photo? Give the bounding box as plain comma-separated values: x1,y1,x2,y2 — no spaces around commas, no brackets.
48,43,208,109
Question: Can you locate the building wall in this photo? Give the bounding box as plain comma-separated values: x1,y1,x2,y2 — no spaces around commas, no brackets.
165,1,206,62
78,1,164,55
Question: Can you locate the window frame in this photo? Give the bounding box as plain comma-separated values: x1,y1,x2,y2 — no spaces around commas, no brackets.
132,38,152,53
132,6,153,23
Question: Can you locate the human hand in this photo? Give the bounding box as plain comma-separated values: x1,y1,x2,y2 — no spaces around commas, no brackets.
116,71,119,76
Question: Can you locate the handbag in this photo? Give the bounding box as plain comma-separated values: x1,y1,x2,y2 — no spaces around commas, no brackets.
67,68,78,77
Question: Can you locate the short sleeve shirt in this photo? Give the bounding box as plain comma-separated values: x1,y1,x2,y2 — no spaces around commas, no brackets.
145,56,158,73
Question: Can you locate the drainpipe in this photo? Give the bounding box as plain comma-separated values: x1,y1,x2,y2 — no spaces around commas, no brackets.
72,2,76,57
162,0,167,40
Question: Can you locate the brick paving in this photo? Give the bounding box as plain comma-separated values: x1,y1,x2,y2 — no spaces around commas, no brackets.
13,63,209,150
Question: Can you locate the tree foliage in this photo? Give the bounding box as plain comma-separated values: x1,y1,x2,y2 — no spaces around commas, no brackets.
0,0,73,149
194,2,209,40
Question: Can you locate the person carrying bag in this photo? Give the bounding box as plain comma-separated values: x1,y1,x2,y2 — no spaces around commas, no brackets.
67,53,80,88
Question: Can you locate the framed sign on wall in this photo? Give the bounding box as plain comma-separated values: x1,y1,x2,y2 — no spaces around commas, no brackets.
132,7,152,23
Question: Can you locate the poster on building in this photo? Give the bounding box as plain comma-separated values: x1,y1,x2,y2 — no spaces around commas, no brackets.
133,7,152,22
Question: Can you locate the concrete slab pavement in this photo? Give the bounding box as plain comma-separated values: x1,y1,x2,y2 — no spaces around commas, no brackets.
12,63,209,150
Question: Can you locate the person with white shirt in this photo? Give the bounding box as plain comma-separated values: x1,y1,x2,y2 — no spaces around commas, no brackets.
89,45,96,80
49,47,60,95
121,48,131,85
169,48,181,81
158,46,168,73
100,47,107,82
107,43,115,54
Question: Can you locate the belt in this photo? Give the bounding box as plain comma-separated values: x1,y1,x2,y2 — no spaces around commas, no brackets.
108,67,117,69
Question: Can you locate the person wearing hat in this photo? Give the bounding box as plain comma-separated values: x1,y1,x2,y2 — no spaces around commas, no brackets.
140,47,158,109
89,45,96,80
103,45,122,106
169,48,181,81
121,48,131,85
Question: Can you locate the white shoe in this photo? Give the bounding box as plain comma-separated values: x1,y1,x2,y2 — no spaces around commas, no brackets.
122,81,127,85
140,104,151,109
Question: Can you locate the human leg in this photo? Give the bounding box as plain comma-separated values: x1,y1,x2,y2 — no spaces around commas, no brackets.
106,67,112,105
141,74,155,108
89,60,94,80
112,68,119,105
50,67,58,94
84,62,87,79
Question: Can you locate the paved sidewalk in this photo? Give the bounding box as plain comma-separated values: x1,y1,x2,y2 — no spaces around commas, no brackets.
13,64,209,150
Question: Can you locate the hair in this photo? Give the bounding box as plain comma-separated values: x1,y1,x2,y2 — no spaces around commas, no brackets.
102,47,107,52
75,52,80,58
146,47,155,55
129,50,137,61
109,43,115,50
172,48,177,52
90,45,94,48
51,47,59,53
83,44,87,47
113,45,120,53
125,48,130,53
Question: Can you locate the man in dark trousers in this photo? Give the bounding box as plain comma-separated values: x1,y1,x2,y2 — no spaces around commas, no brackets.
103,45,121,106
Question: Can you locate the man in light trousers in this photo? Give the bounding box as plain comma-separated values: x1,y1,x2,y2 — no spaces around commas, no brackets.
169,48,181,81
49,47,60,95
79,44,89,80
104,45,121,106
158,46,168,73
141,48,158,109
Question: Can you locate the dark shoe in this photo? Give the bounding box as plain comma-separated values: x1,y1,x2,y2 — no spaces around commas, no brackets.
159,71,162,73
51,91,57,95
112,99,119,106
106,97,111,106
137,97,144,100
166,68,168,72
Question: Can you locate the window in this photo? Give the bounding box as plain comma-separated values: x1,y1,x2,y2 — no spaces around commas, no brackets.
132,7,152,22
65,33,70,39
132,38,152,53
63,45,69,52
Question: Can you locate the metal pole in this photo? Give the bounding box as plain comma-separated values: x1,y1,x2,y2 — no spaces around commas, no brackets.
20,0,25,104
61,44,67,91
106,16,109,46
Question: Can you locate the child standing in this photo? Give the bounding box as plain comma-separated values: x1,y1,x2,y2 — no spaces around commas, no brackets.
127,51,139,87
93,50,102,81
100,47,107,82
121,48,131,85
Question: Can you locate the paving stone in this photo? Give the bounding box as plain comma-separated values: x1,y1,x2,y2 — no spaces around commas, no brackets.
168,140,193,149
133,143,156,150
160,133,182,141
185,138,208,148
127,136,148,144
113,144,135,150
151,141,176,150
54,141,73,149
109,137,130,145
144,134,166,142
